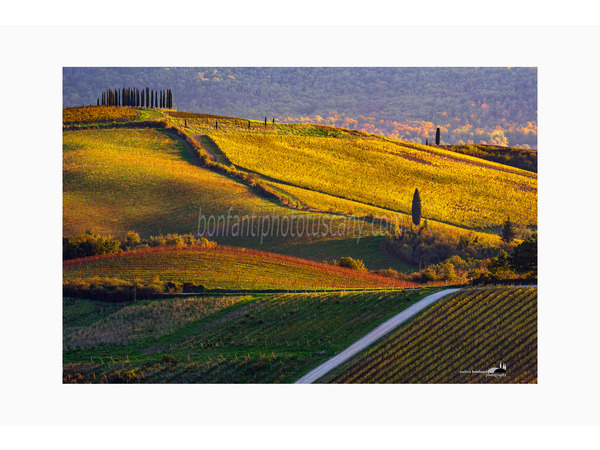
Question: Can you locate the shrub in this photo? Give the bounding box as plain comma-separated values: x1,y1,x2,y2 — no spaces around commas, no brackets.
63,276,165,302
148,234,167,247
165,281,183,294
123,231,142,250
182,282,206,293
439,262,457,281
511,233,537,275
375,268,401,279
383,226,498,268
412,267,437,282
165,233,185,247
337,257,367,271
63,232,122,260
487,250,516,280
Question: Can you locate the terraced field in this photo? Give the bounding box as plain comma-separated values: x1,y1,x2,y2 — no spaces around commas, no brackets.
63,288,441,383
320,287,537,383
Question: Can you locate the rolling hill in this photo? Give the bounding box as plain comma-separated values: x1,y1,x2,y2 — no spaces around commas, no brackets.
63,126,410,270
63,111,526,271
62,245,413,290
168,110,537,231
62,106,537,385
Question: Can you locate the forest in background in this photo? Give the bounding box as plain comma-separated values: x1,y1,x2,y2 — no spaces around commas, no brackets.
63,67,537,148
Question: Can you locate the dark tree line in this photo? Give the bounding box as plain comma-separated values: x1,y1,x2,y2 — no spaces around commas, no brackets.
98,87,173,109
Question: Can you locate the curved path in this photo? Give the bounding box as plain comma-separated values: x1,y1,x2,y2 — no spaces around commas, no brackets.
294,288,460,384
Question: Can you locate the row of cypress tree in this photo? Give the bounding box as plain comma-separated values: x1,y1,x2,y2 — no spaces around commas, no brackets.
97,87,173,109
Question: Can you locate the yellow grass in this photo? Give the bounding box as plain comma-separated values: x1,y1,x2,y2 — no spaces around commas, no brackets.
63,106,140,124
62,128,419,270
63,128,295,237
210,133,537,230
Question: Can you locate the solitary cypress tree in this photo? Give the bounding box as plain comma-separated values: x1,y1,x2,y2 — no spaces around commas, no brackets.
501,216,517,243
435,127,441,145
411,188,422,226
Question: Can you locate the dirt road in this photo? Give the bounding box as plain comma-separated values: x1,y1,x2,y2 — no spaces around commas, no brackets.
294,288,460,384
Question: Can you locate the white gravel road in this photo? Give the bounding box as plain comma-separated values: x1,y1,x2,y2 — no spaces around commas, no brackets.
294,288,461,384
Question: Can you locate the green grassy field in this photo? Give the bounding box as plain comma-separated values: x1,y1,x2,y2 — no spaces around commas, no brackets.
63,288,441,383
319,287,537,383
63,246,416,290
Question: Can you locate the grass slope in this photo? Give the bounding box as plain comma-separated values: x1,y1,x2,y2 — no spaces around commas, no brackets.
63,288,442,383
63,246,414,290
63,127,412,271
63,128,281,237
166,111,535,231
62,110,528,272
210,132,537,230
320,287,537,383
